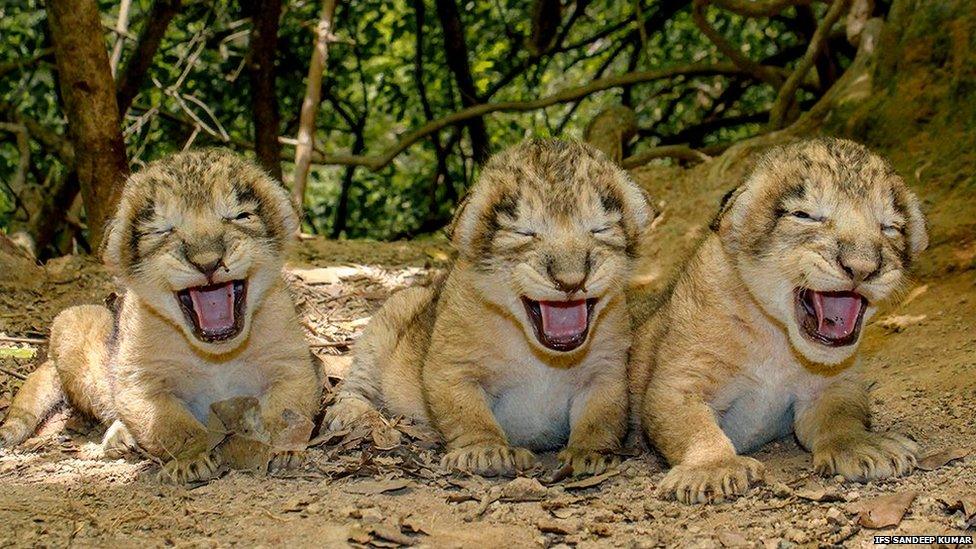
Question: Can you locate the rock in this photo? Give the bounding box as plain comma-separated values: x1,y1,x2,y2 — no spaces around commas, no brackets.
536,518,580,535
826,507,847,525
772,482,793,498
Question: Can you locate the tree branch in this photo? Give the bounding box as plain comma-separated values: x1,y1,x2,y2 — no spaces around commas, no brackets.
116,0,182,115
621,145,712,168
768,0,849,129
292,0,338,209
692,0,785,87
709,0,815,17
286,62,745,171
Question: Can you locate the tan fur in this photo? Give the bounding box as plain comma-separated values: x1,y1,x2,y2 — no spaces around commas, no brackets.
630,138,928,504
326,139,653,476
0,149,320,483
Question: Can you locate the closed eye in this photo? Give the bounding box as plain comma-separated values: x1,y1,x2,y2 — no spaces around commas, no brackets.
881,224,903,237
788,210,825,222
591,226,612,234
229,211,254,221
511,228,536,237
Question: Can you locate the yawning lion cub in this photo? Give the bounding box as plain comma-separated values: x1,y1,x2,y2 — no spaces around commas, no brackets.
0,150,320,483
327,139,653,477
630,138,928,503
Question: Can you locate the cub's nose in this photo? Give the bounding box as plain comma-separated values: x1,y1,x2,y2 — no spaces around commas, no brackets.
184,240,227,279
189,255,224,279
547,264,588,295
837,251,880,284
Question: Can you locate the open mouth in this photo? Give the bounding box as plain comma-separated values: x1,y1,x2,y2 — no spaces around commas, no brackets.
794,288,868,347
176,280,247,343
521,297,598,352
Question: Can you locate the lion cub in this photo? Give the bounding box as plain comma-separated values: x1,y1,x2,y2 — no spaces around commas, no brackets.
630,138,928,504
0,150,320,483
326,139,653,476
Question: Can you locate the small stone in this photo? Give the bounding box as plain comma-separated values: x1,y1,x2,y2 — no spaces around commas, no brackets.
826,507,846,525
844,490,861,502
772,482,793,498
360,508,384,523
537,518,580,536
833,475,846,483
785,528,808,544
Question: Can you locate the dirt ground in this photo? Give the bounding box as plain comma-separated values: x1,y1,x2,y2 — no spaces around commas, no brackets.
1,160,975,548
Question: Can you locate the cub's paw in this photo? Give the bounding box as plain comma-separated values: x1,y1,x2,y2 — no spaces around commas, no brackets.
101,420,140,460
268,450,306,473
657,455,765,504
441,444,536,477
813,431,918,482
322,397,375,432
159,451,223,485
557,448,620,476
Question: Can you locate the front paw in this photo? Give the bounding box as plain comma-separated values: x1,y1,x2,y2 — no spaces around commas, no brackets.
159,451,223,484
269,450,305,473
657,455,765,504
813,431,918,482
322,396,375,432
558,448,620,476
441,444,536,477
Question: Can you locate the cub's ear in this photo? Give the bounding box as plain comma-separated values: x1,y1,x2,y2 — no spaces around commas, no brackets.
709,185,745,233
446,188,498,256
617,175,656,235
266,180,301,238
898,184,928,262
100,185,139,274
444,192,472,244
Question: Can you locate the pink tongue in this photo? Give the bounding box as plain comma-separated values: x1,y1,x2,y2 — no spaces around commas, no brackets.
539,300,588,340
810,291,863,340
189,283,235,333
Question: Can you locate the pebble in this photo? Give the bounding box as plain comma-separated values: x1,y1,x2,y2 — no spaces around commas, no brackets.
771,482,793,498
844,490,861,502
826,507,846,525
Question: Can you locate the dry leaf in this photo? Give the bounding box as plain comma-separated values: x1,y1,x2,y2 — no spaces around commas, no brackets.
272,409,314,452
917,447,970,471
877,314,926,333
371,424,402,451
562,470,619,490
900,284,928,307
398,515,430,536
854,492,916,528
371,524,415,546
795,480,844,502
291,266,361,285
344,478,413,495
939,495,976,528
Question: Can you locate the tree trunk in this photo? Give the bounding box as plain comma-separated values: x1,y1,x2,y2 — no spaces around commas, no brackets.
292,0,338,211
47,0,129,251
243,0,284,181
116,0,182,115
434,0,490,164
330,130,364,239
29,172,81,259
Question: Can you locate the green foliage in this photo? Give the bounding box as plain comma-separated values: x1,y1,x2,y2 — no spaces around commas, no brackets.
0,0,849,243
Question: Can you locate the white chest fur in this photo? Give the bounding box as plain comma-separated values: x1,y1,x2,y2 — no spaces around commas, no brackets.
487,356,584,451
170,360,269,423
710,332,831,453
